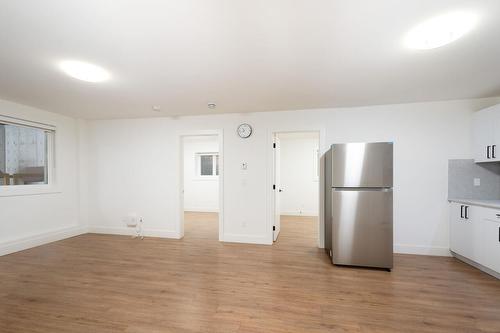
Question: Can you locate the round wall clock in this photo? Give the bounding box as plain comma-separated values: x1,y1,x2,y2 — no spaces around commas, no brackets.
237,123,253,138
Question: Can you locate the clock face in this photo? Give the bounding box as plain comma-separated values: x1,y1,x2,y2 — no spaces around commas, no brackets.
237,123,252,138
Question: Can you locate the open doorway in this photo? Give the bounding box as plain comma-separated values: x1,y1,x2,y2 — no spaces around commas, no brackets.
180,134,221,240
272,131,320,247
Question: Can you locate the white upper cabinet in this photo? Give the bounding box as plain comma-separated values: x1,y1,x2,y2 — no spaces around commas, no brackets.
473,104,500,163
494,110,500,158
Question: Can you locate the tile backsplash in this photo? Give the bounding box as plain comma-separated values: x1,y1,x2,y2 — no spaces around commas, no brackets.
448,159,500,199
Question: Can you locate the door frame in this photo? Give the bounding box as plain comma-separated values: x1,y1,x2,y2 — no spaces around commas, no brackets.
267,128,326,247
178,130,224,241
272,134,281,242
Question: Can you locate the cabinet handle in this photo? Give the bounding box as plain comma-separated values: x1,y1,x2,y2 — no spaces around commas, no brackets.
487,146,491,159
493,145,497,159
460,205,464,219
498,227,500,242
465,206,469,220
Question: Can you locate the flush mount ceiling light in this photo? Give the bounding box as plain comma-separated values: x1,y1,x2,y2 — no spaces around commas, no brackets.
405,11,478,50
59,60,111,82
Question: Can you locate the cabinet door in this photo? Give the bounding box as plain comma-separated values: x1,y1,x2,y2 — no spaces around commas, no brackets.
473,111,493,163
474,218,500,273
492,110,500,162
450,203,474,258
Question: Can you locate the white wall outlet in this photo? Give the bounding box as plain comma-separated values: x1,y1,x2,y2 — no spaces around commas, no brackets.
125,214,138,227
473,178,481,186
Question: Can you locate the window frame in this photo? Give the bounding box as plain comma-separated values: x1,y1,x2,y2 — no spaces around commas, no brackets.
0,115,58,197
195,152,219,180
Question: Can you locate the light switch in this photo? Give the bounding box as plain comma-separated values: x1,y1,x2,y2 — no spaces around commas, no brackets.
473,178,481,186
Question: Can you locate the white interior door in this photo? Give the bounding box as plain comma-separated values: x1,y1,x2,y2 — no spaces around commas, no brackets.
273,136,281,241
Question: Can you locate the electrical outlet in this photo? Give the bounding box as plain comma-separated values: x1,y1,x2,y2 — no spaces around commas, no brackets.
474,178,481,186
125,214,138,227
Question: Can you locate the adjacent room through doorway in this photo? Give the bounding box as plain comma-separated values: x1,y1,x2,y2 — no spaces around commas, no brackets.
272,131,320,247
181,135,220,240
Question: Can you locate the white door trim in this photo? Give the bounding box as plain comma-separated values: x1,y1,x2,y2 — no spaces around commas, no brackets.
178,130,224,241
267,128,326,248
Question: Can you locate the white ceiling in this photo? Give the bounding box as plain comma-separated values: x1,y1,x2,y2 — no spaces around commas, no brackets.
0,0,499,119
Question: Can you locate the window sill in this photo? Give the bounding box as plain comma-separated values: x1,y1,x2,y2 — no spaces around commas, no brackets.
0,185,61,197
194,176,219,181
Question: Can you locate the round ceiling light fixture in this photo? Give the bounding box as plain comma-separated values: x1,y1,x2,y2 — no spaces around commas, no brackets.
404,11,478,50
59,60,111,82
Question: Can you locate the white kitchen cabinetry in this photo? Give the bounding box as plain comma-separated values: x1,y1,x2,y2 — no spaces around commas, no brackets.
475,208,500,273
473,104,500,163
450,202,474,258
449,202,500,278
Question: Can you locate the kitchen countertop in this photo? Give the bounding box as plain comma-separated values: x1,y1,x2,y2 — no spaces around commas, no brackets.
448,198,500,209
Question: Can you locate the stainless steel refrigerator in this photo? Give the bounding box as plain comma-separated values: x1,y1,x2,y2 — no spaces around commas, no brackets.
324,142,393,270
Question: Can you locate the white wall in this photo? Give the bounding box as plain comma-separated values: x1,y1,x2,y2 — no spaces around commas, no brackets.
85,97,500,254
3,96,499,257
0,99,85,255
278,132,319,216
183,135,219,212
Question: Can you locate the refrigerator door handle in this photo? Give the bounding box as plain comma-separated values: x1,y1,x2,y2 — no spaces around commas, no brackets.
332,187,392,192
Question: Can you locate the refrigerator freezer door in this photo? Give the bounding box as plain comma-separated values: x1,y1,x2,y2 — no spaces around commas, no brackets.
331,142,393,188
332,189,393,268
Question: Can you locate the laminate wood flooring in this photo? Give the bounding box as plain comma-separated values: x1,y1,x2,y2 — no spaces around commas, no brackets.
0,213,499,332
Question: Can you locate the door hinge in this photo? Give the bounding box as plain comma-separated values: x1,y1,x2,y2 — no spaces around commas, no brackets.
273,226,276,231
273,143,276,148
273,184,276,190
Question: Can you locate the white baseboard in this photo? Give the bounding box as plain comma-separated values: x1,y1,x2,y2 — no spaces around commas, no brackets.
184,208,220,213
452,251,499,279
0,226,450,258
280,211,318,217
222,233,272,245
394,244,451,257
88,226,182,239
0,225,87,256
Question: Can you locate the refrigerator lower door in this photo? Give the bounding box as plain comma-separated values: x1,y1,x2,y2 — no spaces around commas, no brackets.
332,188,393,269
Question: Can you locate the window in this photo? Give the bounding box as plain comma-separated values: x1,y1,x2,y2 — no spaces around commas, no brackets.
0,121,54,186
196,153,219,177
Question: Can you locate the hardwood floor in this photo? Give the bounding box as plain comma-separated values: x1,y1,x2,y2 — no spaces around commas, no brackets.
0,213,499,332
